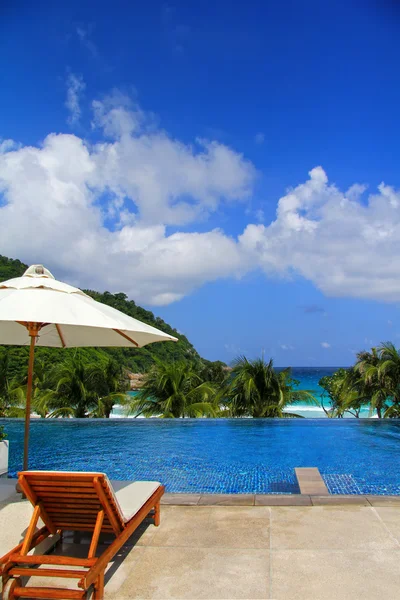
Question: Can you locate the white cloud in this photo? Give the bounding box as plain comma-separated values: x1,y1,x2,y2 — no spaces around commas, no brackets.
3,88,400,309
254,132,265,145
239,167,400,303
321,342,331,349
0,139,18,153
280,344,294,351
0,93,255,305
76,26,98,58
255,209,265,223
65,74,86,125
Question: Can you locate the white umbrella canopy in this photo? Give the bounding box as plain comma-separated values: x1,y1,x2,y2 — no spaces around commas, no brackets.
0,265,178,468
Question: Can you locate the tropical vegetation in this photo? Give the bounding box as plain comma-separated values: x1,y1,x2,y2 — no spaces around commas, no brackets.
0,352,129,419
127,360,221,418
318,342,400,418
126,356,317,418
226,357,316,418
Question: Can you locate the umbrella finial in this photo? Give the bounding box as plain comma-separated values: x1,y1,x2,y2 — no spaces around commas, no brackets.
23,265,55,279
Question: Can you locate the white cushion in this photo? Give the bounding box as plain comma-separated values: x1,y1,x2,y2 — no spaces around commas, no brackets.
111,480,161,523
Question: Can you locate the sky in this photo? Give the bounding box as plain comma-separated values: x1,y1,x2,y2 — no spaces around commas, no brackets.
1,0,400,366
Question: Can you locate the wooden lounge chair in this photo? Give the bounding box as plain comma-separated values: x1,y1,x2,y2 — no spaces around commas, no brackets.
0,471,164,599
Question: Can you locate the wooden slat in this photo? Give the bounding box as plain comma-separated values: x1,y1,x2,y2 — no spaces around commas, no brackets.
37,493,100,500
21,505,41,555
45,505,101,512
45,509,104,516
39,503,57,535
9,554,96,567
20,472,103,480
47,517,96,529
10,567,87,579
45,517,111,527
13,586,84,599
46,509,104,516
88,511,104,559
93,477,122,536
44,500,101,507
46,516,104,524
33,487,97,495
18,474,37,503
31,481,95,489
54,525,113,531
43,507,101,515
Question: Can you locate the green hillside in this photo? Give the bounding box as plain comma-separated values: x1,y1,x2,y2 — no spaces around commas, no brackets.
0,255,206,379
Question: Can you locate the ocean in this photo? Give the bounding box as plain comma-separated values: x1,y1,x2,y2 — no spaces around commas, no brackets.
280,366,355,418
112,367,373,418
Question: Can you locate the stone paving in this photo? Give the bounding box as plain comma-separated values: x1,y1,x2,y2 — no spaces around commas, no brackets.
1,487,400,599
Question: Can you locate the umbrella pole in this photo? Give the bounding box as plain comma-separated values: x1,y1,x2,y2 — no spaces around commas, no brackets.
23,325,38,471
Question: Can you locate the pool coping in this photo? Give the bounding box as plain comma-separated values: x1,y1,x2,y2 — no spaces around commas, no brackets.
161,493,400,506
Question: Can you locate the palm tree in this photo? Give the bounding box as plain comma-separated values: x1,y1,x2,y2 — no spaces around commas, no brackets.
319,368,365,418
376,342,400,413
88,359,129,418
126,361,219,418
47,356,98,418
354,345,395,418
0,352,25,417
227,356,316,418
18,358,56,418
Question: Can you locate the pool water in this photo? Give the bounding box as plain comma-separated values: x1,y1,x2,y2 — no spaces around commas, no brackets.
1,419,400,495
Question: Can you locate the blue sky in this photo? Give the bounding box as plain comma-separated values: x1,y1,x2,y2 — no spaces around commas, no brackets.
1,0,400,366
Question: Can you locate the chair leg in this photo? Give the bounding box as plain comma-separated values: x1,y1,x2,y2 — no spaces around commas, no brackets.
154,501,160,526
2,577,21,600
93,571,105,600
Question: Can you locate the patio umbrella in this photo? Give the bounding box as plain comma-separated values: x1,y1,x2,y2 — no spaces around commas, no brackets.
0,264,178,469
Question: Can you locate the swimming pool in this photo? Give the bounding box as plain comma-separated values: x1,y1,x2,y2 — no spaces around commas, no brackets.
1,419,399,495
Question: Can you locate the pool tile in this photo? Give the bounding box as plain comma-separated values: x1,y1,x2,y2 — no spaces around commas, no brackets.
270,506,398,550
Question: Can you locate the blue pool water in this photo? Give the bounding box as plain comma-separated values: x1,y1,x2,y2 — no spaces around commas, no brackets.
1,419,400,495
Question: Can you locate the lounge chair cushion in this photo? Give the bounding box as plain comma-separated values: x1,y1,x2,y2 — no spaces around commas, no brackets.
111,480,162,523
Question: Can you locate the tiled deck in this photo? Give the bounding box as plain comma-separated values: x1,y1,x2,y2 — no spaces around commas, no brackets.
1,486,400,599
